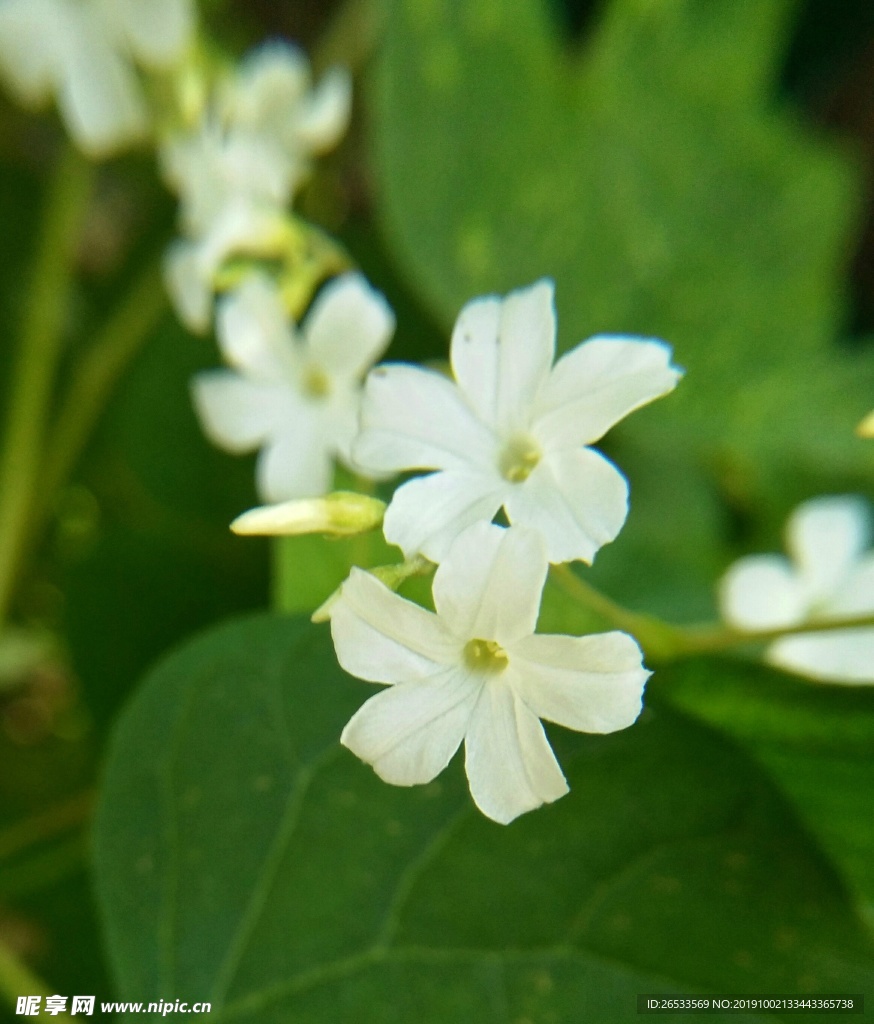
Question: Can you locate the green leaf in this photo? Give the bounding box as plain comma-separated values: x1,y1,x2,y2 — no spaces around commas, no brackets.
63,316,268,725
657,658,874,931
95,615,873,1021
369,0,870,467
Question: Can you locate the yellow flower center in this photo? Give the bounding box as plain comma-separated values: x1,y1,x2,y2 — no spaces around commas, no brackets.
302,365,331,398
463,638,509,674
498,434,541,483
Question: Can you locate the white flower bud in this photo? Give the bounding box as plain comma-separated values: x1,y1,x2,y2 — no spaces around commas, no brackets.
231,492,385,538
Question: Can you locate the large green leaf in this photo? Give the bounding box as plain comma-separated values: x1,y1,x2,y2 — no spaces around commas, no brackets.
94,615,873,1022
658,658,874,931
369,0,872,466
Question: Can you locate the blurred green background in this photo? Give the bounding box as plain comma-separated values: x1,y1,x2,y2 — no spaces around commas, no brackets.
1,0,874,1020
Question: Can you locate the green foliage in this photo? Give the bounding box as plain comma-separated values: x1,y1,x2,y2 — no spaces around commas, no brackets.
658,658,874,930
95,615,873,1022
63,316,268,724
0,0,872,1016
370,0,873,475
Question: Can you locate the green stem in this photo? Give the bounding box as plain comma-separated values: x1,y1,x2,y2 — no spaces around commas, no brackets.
0,790,93,863
0,942,71,1019
31,260,167,542
550,565,874,663
0,145,93,626
0,832,88,902
271,537,291,614
676,612,874,656
548,564,683,660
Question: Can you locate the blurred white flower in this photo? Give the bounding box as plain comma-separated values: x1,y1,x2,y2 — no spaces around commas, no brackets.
163,201,288,334
0,0,194,156
332,522,649,824
720,495,874,684
217,41,351,171
192,272,394,502
161,41,351,331
354,279,681,565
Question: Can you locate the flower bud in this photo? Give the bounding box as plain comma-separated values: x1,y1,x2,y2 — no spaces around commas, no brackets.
231,491,385,537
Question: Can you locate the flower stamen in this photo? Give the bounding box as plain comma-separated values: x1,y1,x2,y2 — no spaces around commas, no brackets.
464,638,509,674
302,365,331,397
499,435,541,483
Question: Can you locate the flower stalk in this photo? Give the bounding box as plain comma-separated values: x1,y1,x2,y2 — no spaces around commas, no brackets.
0,145,94,627
31,259,168,552
551,564,874,663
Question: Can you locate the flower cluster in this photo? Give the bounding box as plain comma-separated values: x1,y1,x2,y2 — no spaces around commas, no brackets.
160,41,351,332
223,270,682,822
324,280,680,820
9,3,868,826
720,495,874,684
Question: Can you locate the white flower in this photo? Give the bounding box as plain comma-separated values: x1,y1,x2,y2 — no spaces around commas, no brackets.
192,272,394,502
0,0,194,156
331,521,649,824
719,495,874,684
160,41,350,331
217,41,351,171
353,279,681,565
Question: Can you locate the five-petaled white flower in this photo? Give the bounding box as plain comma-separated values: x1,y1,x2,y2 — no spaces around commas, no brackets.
192,272,394,502
0,0,194,156
161,41,351,332
720,495,874,684
331,521,650,824
353,279,681,565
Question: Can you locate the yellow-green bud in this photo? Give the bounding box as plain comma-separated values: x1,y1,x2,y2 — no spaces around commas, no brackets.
231,492,385,538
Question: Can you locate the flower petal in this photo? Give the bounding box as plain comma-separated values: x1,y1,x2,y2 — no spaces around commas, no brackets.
330,567,459,684
768,631,874,685
450,280,555,433
354,364,496,474
0,0,63,105
507,632,647,733
164,240,211,334
464,678,568,824
503,447,629,564
432,523,547,644
787,495,871,604
718,555,807,631
228,41,308,124
533,336,681,449
216,274,296,380
304,273,394,382
382,470,505,563
108,0,194,67
255,425,335,502
830,554,874,616
57,9,148,156
341,667,480,786
191,371,289,453
294,66,352,152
